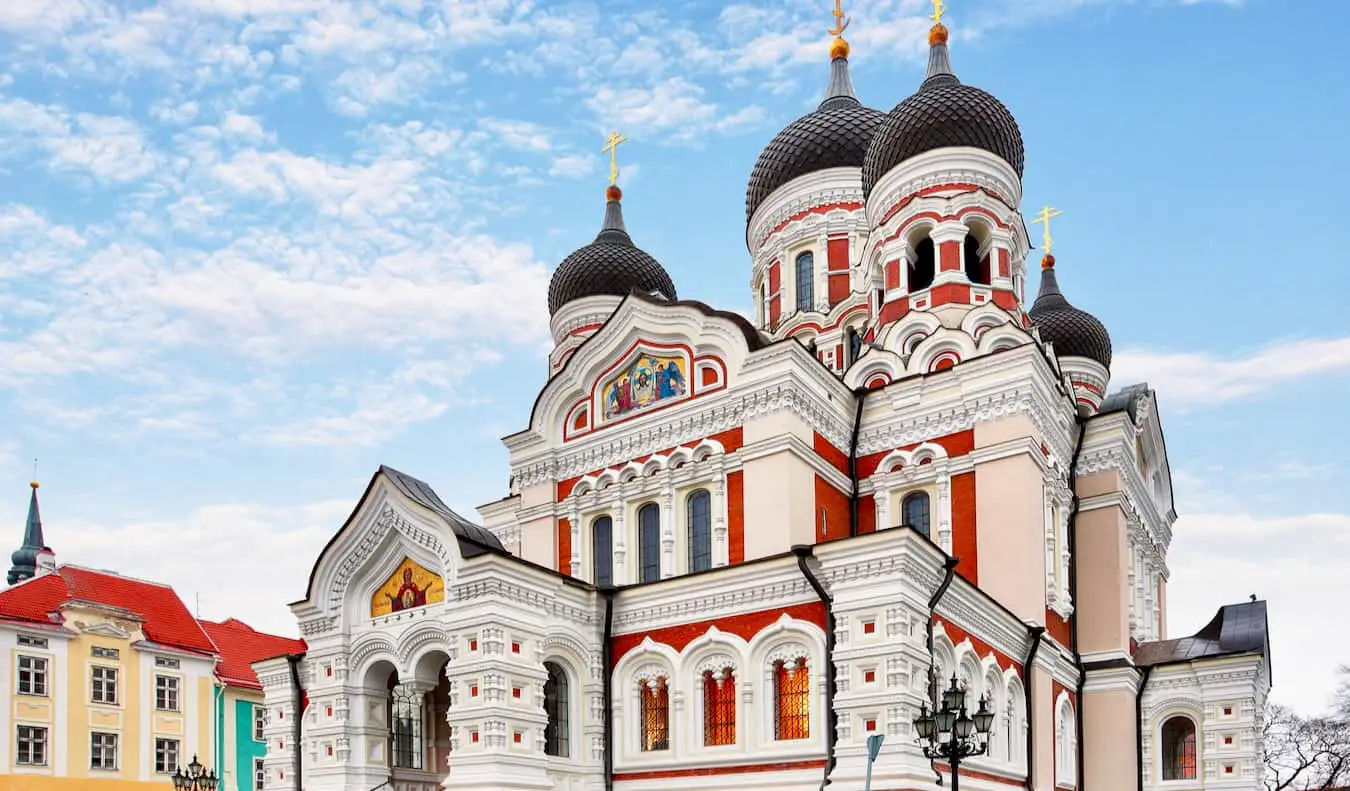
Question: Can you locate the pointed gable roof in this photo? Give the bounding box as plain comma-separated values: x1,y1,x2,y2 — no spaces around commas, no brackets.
0,565,216,655
200,618,306,689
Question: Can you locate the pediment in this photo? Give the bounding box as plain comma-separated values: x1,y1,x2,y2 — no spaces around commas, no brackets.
78,621,133,639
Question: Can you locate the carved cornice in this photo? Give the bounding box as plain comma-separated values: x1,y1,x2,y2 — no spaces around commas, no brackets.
1077,444,1174,550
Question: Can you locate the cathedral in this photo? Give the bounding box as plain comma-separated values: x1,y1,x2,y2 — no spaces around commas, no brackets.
250,6,1271,791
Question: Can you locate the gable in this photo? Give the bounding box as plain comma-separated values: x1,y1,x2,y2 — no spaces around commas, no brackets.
371,557,445,617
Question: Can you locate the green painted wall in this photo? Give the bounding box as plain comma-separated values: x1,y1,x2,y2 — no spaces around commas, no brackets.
233,696,266,791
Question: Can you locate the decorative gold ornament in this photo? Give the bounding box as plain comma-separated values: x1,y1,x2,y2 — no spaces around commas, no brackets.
602,130,628,188
829,0,850,37
1031,205,1064,255
930,0,947,26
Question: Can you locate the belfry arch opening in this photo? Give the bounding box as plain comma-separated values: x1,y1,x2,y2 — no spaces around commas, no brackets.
367,652,452,779
910,236,935,292
963,222,992,286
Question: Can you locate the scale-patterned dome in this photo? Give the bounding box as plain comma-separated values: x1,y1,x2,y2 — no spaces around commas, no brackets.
1029,257,1112,369
862,25,1024,199
745,51,884,222
547,188,676,316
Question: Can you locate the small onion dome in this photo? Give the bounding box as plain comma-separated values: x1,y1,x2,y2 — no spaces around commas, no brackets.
1029,254,1112,369
547,185,677,316
861,21,1024,199
745,41,886,222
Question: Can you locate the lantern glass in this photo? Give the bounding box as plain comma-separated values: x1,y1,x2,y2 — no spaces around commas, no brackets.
935,708,956,735
914,705,935,740
955,710,975,739
171,771,187,791
188,755,203,776
973,697,996,735
943,677,965,711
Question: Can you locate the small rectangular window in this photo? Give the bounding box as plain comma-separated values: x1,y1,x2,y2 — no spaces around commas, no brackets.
155,675,180,712
154,738,180,773
18,635,48,648
254,757,266,790
92,646,120,659
17,655,48,696
91,731,119,770
17,725,48,766
155,656,180,669
92,666,119,705
254,705,267,741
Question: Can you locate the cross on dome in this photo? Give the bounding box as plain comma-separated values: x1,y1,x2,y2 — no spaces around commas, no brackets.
602,130,628,189
1032,205,1064,256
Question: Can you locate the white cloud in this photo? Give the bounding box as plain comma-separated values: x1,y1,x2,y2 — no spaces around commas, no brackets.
220,110,269,141
1113,337,1350,406
479,118,553,153
549,153,595,178
589,77,766,145
0,98,159,183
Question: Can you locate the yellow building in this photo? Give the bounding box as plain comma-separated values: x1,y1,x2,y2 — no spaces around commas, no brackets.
2,483,220,791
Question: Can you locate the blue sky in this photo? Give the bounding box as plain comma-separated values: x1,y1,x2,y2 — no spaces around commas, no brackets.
1,0,1347,714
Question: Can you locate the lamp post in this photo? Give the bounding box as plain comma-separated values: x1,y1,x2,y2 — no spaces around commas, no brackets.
912,675,996,791
170,754,220,791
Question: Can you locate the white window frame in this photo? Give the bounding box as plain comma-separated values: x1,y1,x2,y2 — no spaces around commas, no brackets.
154,737,180,773
91,731,119,770
91,665,119,705
155,674,180,712
254,705,267,741
17,725,48,766
17,654,48,696
254,757,266,789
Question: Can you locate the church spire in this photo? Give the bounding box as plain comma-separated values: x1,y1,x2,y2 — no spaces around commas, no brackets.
922,0,958,88
8,480,49,586
821,0,860,110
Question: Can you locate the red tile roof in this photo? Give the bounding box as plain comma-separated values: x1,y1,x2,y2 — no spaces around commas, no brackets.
0,565,216,655
201,617,306,690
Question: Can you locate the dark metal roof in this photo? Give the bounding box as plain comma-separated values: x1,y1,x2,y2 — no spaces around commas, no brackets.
1098,382,1150,421
745,57,886,222
7,484,45,586
861,40,1024,199
379,465,504,551
1134,599,1269,668
547,198,676,315
1029,263,1112,369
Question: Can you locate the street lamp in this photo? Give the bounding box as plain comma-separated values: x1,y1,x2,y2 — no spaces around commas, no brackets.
912,675,996,791
170,754,219,791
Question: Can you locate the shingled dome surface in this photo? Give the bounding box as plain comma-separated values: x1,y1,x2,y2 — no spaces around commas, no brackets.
1029,264,1112,369
547,197,677,316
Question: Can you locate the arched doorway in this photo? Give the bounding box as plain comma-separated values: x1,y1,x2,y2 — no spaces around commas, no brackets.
363,653,451,789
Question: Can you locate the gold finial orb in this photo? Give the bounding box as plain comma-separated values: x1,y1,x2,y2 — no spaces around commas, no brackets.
831,36,851,59
928,23,948,46
1041,253,1056,270
606,184,623,202
30,480,39,489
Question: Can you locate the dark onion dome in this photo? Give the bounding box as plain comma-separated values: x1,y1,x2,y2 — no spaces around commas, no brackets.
1029,254,1112,369
547,185,677,316
861,22,1024,199
745,37,886,222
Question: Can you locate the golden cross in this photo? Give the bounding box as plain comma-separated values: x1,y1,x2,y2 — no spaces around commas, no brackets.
601,130,628,187
930,0,947,25
1031,206,1064,253
829,0,850,37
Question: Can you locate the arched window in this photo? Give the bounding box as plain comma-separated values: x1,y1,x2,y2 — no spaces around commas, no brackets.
910,237,935,292
773,658,810,740
638,503,660,583
795,252,814,311
389,680,424,769
964,233,988,285
640,678,670,751
846,327,863,366
687,490,712,573
1161,716,1198,780
903,492,931,537
1055,699,1077,785
543,662,570,757
759,282,769,326
592,516,613,587
702,667,736,746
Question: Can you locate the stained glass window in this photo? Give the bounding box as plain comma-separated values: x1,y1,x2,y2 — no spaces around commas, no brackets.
544,662,570,758
773,658,810,740
795,252,814,311
703,668,736,746
903,492,931,537
1161,717,1197,780
638,503,660,583
592,516,613,587
640,678,670,751
687,490,712,573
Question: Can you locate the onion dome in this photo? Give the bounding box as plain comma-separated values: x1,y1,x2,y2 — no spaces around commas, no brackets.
547,185,677,316
1029,254,1112,369
861,18,1024,198
744,28,886,221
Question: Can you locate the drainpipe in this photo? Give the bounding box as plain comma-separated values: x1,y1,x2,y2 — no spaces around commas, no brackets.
792,545,836,791
1135,666,1153,791
925,555,960,784
286,654,305,791
212,683,225,788
1065,417,1087,790
601,586,617,791
1022,626,1046,791
847,387,868,537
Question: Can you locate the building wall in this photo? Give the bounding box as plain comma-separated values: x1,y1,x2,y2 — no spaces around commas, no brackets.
231,693,266,791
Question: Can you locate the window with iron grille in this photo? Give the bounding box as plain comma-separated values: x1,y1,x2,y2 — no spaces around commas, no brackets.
90,731,119,770
592,516,613,587
687,490,712,573
389,686,424,769
773,658,810,740
903,491,931,537
1161,716,1197,780
637,503,660,583
156,675,180,712
154,738,180,773
702,668,736,746
17,655,48,696
91,666,118,705
795,252,814,311
543,662,570,757
254,758,265,790
639,678,669,751
16,725,48,766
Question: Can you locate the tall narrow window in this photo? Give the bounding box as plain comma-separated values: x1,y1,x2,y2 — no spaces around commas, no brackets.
1161,716,1197,780
390,684,424,770
91,731,119,770
760,283,770,326
17,655,47,696
964,233,988,284
16,726,47,766
254,758,265,790
154,738,180,773
638,503,660,583
592,516,613,587
773,658,810,740
703,668,737,746
254,705,266,741
903,492,931,537
795,252,814,312
910,238,935,291
156,675,180,711
544,662,570,758
91,666,118,705
846,328,863,366
640,678,670,751
687,490,712,573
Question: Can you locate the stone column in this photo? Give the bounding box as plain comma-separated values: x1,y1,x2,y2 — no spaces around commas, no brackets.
568,501,582,581
712,474,728,568
936,470,953,552
612,494,627,585
660,481,675,579
874,484,889,532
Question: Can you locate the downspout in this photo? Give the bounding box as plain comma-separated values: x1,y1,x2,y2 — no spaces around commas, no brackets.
1135,666,1153,791
925,555,960,784
1065,416,1087,790
847,387,868,537
212,683,225,787
601,586,617,791
286,654,305,791
1022,626,1046,791
792,545,835,791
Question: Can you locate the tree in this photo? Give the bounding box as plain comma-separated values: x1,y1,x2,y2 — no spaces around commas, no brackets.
1265,666,1350,791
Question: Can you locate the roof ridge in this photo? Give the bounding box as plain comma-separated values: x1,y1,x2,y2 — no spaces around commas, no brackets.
60,563,180,590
